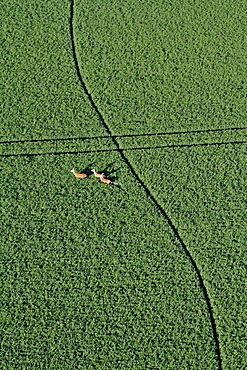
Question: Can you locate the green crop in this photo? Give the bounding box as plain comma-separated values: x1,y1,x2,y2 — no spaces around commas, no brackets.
1,154,218,369
126,143,247,369
75,0,247,136
1,0,247,368
0,0,105,141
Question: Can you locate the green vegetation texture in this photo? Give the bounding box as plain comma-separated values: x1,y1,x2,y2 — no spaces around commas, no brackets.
127,143,247,369
0,0,106,140
1,154,218,369
75,0,247,135
1,0,247,369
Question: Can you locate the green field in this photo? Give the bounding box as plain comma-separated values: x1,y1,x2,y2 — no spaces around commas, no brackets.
1,0,246,369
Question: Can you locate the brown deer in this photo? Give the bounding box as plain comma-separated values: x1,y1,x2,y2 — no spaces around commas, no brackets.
91,168,103,178
99,173,112,185
70,169,87,178
91,168,112,185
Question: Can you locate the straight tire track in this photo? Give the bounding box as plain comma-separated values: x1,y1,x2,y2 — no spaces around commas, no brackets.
1,140,246,158
1,126,246,145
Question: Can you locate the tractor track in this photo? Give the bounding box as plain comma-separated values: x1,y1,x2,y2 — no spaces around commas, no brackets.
1,126,246,145
3,2,247,367
69,0,223,369
1,139,246,158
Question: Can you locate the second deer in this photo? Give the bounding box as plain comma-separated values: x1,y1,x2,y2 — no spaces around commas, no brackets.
91,168,112,185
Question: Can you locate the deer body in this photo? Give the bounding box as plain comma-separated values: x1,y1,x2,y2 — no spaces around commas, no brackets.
71,167,112,184
91,168,112,184
91,168,102,178
99,173,112,185
70,169,87,178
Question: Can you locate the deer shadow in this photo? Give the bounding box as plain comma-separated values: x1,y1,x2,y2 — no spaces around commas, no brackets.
80,162,95,177
102,162,121,182
101,162,124,190
79,162,124,190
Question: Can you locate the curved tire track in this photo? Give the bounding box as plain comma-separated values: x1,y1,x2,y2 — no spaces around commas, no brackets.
70,1,222,368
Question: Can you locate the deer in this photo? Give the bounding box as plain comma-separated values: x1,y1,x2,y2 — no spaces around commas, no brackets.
70,169,87,178
91,168,103,178
99,173,112,185
91,168,112,184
